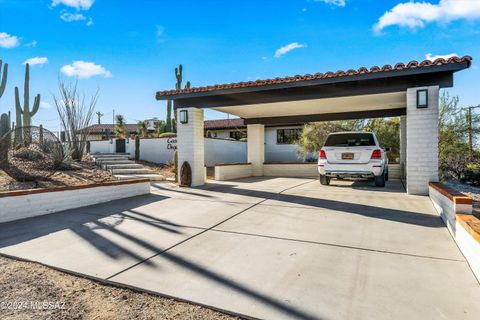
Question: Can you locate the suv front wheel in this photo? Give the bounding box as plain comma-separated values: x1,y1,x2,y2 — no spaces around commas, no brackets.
320,174,330,185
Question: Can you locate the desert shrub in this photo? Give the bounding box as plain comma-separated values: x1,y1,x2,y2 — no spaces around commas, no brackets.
159,132,176,138
462,162,480,186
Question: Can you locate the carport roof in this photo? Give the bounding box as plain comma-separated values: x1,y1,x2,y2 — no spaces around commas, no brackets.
156,56,472,100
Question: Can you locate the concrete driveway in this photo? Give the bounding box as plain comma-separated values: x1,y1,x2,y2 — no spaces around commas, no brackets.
1,177,479,320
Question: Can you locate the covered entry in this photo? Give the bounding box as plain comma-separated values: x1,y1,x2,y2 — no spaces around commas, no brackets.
156,56,471,195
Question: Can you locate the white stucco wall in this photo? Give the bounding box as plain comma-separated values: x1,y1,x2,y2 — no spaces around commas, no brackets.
215,164,252,180
205,138,247,166
264,163,318,177
138,138,177,164
264,127,304,162
90,140,114,153
0,180,151,223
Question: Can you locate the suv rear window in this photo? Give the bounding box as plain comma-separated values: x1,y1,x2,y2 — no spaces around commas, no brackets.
324,133,375,147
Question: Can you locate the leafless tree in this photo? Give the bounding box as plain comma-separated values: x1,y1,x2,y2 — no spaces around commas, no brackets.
53,79,98,160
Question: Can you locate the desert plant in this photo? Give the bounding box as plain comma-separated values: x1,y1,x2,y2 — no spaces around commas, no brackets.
115,114,126,138
0,59,7,101
15,63,40,128
53,79,97,161
135,136,140,160
166,100,173,132
136,120,148,138
165,64,191,133
159,132,176,138
0,111,10,138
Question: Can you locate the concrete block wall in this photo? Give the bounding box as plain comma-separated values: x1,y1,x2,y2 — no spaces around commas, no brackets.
177,108,205,186
0,180,151,223
215,164,252,181
406,86,439,195
247,124,265,176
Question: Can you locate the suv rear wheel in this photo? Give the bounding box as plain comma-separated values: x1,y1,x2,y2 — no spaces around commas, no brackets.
320,174,330,185
374,171,386,187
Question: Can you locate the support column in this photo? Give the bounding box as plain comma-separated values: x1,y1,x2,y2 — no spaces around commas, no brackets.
400,115,407,180
247,124,264,176
176,107,205,186
406,86,439,195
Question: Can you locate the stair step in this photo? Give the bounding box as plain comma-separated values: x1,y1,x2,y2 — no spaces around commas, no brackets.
95,157,130,163
110,168,153,174
114,174,165,181
91,153,130,156
103,163,144,170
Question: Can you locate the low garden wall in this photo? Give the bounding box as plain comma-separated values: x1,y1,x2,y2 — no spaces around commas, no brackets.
263,162,318,177
0,179,151,224
428,182,480,281
214,163,252,181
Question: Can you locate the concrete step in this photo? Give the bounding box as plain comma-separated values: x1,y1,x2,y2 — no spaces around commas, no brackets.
114,174,165,181
103,163,144,170
95,157,130,164
97,159,133,165
109,168,154,175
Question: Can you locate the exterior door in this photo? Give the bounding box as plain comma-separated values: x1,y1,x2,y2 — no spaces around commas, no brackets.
115,139,126,153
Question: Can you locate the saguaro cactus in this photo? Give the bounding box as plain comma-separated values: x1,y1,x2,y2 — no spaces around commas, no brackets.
0,59,8,101
15,63,41,128
166,100,173,132
0,111,10,138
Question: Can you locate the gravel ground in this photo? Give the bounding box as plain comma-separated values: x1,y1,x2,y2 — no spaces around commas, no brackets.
0,255,239,320
446,180,480,216
136,160,176,179
0,157,116,192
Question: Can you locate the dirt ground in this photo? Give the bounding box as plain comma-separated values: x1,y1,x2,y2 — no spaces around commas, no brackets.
0,255,239,320
136,160,176,179
446,180,480,216
0,157,116,192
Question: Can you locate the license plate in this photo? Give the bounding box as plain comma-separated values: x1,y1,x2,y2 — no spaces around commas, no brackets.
342,153,354,160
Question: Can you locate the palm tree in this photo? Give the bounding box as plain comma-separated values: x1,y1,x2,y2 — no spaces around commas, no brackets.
115,114,126,138
136,120,148,138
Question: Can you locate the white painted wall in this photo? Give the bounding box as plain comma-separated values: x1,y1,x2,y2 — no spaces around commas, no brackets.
264,163,318,177
138,138,177,164
0,181,151,223
215,164,252,180
89,140,114,154
205,138,247,166
248,124,265,176
264,126,304,162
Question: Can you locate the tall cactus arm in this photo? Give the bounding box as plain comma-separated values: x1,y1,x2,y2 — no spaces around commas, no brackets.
0,60,7,99
31,94,40,116
24,63,30,113
14,87,23,115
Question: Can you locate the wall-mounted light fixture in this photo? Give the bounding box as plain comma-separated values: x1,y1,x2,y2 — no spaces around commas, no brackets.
416,89,428,108
179,110,188,124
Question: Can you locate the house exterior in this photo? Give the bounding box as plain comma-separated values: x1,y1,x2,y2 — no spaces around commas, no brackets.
204,119,308,162
81,124,138,141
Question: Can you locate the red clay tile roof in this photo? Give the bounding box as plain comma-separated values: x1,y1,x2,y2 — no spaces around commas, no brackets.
82,124,138,134
204,118,246,130
156,56,472,99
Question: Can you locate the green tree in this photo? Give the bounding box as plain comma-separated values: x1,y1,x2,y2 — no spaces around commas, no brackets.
364,118,400,162
296,120,364,158
115,114,126,138
136,120,148,138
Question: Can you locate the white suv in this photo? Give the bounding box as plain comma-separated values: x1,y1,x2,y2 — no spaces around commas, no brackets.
317,132,388,187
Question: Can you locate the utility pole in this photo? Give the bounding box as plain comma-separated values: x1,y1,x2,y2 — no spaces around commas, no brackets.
463,105,480,157
96,111,104,124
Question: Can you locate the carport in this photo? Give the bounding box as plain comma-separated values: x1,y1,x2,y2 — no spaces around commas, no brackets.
156,56,472,195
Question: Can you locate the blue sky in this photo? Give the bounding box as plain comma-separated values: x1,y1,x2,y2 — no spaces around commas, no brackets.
0,0,479,132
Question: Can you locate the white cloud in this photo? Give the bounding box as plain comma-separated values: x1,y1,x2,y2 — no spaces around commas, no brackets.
24,57,49,66
156,25,165,42
86,18,94,26
60,61,112,78
274,42,306,58
25,40,37,47
0,32,20,48
425,53,458,61
40,102,53,109
61,12,86,22
314,0,346,7
374,0,480,33
51,0,94,10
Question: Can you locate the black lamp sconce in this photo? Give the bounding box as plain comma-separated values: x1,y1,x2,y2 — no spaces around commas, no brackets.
416,89,428,108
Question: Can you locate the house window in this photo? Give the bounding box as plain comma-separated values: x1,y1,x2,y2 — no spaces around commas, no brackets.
229,131,247,140
277,128,302,144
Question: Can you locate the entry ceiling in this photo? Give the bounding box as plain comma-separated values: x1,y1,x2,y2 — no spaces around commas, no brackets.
211,91,406,119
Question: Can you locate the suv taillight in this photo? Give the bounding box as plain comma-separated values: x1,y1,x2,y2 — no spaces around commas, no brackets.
371,149,382,159
319,150,327,159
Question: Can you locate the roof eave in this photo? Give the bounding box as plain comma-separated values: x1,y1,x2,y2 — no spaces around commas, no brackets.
156,62,469,101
